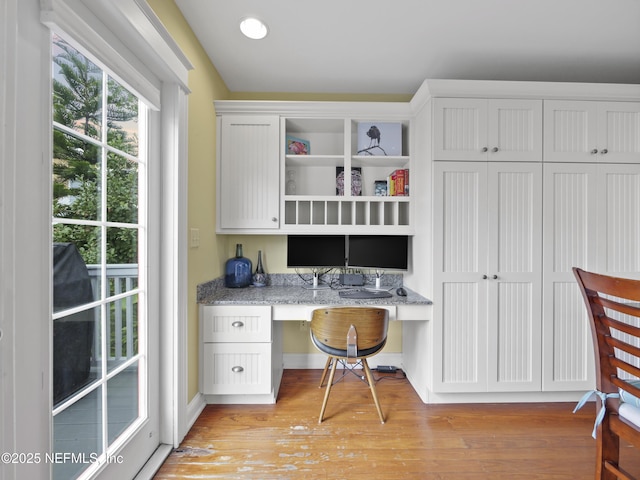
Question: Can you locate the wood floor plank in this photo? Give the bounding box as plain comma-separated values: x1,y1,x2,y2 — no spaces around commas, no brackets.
154,369,640,479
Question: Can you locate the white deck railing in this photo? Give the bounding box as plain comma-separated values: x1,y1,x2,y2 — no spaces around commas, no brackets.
86,264,138,362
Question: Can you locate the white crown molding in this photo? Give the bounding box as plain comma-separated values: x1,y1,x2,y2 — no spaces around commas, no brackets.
411,78,640,111
40,0,192,108
214,100,413,119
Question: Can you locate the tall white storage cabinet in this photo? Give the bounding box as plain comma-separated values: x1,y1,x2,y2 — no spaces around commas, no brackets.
419,80,640,400
433,161,542,393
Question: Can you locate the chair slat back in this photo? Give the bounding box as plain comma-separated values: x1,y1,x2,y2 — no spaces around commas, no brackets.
311,307,389,351
574,268,640,403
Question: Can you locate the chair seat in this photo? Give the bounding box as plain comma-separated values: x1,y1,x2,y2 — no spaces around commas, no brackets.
620,403,640,429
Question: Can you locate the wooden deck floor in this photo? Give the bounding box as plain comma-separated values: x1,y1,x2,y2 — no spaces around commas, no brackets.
154,369,640,479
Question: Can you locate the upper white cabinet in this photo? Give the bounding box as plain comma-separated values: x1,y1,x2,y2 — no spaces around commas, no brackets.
217,115,280,232
433,98,542,162
215,100,414,234
544,100,640,163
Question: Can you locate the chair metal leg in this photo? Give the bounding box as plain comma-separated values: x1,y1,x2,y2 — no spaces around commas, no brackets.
319,357,332,387
319,356,338,423
362,358,385,424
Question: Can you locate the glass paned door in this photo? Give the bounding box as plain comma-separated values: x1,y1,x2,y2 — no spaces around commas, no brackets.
51,34,148,480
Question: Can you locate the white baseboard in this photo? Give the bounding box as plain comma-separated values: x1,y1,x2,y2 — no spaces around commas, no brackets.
185,392,206,437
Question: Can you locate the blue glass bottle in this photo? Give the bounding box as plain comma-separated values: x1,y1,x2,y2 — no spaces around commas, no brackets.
225,244,252,288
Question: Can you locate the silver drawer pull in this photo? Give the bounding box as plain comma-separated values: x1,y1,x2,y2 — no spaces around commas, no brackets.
231,366,244,373
231,321,244,328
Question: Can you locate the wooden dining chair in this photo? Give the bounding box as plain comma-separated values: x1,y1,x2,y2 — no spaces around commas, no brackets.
573,268,640,480
310,307,389,424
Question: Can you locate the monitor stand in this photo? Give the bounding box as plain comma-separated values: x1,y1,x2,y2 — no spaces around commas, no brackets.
302,269,330,290
365,270,393,291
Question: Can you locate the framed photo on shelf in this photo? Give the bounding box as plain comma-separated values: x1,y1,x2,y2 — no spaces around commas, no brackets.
286,135,310,155
357,122,402,156
336,167,362,196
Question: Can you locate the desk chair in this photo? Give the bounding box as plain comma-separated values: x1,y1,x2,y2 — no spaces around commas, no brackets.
573,268,640,480
310,307,389,424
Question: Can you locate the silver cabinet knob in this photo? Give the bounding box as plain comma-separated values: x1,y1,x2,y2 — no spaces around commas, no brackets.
491,147,499,153
272,217,278,222
601,149,608,154
481,147,488,153
482,275,488,279
590,149,598,155
492,275,498,280
231,321,244,328
231,366,244,373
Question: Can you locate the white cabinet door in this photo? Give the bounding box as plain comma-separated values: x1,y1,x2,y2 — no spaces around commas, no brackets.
217,115,280,231
543,100,598,163
597,102,640,164
433,162,489,392
433,162,542,393
434,98,542,162
486,162,542,392
433,98,488,161
542,163,598,391
544,100,640,163
597,163,640,275
487,99,543,162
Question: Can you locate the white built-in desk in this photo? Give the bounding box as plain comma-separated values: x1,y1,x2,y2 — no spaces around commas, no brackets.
197,280,432,404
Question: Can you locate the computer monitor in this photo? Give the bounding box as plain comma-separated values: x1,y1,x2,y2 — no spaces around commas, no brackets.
286,235,346,269
347,235,409,270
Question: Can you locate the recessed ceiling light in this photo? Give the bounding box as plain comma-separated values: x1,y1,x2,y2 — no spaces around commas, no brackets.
240,17,268,40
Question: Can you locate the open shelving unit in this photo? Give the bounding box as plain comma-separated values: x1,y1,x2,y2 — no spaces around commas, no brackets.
281,117,412,234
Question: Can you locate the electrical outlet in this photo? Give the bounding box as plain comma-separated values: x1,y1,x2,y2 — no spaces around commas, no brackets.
299,321,308,332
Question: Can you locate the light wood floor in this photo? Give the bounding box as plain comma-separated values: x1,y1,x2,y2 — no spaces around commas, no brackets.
154,369,640,479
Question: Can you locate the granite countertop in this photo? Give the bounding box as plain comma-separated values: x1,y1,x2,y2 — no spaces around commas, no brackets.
197,273,432,306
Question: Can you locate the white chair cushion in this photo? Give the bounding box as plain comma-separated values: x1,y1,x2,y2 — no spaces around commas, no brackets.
619,403,640,428
619,380,640,428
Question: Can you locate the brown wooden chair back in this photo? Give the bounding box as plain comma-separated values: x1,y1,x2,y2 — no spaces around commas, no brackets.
573,267,640,479
310,307,388,355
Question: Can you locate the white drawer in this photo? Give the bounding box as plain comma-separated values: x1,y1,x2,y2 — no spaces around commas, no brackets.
202,342,272,395
202,305,271,343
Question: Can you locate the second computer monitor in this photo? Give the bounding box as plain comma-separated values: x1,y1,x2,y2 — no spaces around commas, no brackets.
347,235,408,270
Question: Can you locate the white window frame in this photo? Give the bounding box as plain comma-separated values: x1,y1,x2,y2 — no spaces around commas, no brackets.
1,1,191,478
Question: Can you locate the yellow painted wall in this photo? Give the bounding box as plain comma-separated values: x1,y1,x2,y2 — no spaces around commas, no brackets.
147,0,230,403
148,1,407,402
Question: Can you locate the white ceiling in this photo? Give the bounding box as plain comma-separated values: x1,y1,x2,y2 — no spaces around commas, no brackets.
175,0,640,96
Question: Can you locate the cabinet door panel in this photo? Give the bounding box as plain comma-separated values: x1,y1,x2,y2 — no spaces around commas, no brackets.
542,163,598,391
543,100,599,163
599,164,640,275
219,115,279,230
433,98,488,161
488,99,542,162
433,162,489,392
487,163,542,391
598,102,640,163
